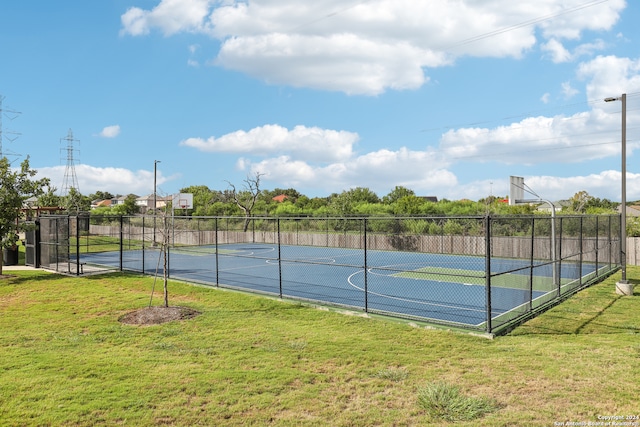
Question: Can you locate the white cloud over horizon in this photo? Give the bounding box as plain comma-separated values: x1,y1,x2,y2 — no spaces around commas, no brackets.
180,124,359,162
36,165,169,197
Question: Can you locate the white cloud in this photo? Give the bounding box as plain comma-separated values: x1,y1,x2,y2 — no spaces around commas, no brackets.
99,125,121,138
561,81,579,98
438,111,620,166
526,170,640,202
236,147,455,196
577,55,640,101
448,170,640,202
538,0,624,40
542,38,607,63
573,39,607,58
120,0,214,37
216,33,435,95
541,39,571,63
187,44,200,66
181,124,358,162
121,0,626,95
36,164,173,196
540,93,550,104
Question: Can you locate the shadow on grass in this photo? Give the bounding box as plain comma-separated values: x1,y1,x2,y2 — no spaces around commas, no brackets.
514,276,639,336
0,270,67,286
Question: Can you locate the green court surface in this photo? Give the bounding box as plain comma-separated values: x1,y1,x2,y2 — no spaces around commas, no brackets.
395,266,566,292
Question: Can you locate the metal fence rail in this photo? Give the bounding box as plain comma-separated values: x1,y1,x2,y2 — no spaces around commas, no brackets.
37,214,620,334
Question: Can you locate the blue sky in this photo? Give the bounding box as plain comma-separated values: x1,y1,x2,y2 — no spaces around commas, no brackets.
1,0,639,202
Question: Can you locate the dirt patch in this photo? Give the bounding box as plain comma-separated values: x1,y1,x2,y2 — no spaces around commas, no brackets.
119,306,201,325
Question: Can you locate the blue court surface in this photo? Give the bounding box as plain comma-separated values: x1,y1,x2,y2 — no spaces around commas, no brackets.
81,243,597,327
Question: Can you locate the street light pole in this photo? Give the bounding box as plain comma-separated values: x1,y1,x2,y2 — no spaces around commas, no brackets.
604,94,628,288
153,160,161,245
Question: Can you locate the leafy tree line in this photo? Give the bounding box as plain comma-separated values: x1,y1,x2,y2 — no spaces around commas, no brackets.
36,188,140,216
38,182,621,219
178,184,622,219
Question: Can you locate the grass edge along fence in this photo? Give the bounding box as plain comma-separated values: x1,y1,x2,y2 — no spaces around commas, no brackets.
38,214,620,335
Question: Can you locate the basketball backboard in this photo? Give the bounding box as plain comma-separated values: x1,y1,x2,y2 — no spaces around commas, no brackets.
509,176,524,206
171,193,193,210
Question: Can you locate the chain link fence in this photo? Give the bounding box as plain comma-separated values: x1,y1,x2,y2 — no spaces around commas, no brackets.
37,213,620,334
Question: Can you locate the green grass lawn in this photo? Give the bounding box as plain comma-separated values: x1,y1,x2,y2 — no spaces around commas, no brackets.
0,267,638,426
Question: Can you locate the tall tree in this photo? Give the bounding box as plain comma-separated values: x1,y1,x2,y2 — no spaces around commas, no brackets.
569,191,594,213
383,186,415,204
37,185,61,207
63,187,90,213
0,157,49,274
114,194,139,215
88,191,114,201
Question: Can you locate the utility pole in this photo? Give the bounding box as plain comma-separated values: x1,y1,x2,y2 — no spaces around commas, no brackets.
0,95,22,159
60,129,80,196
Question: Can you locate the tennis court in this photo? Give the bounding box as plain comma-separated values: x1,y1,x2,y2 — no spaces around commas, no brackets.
80,242,603,328
36,214,620,334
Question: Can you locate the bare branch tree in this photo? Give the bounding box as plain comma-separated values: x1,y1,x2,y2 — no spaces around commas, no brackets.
226,172,264,232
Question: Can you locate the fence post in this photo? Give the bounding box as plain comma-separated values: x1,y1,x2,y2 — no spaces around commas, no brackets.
557,217,563,297
215,217,219,287
278,218,283,298
142,216,145,275
609,215,613,270
119,216,123,271
595,216,600,278
75,215,81,276
364,218,368,313
326,217,329,247
529,217,535,312
54,218,59,272
579,217,584,287
485,216,492,333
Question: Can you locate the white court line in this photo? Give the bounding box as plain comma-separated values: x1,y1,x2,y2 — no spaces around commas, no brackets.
347,269,486,315
367,263,479,286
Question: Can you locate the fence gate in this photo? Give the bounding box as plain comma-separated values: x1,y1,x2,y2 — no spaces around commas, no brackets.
39,216,73,273
24,220,40,268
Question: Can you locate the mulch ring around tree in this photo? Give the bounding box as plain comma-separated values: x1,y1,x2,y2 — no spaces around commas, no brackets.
119,306,201,326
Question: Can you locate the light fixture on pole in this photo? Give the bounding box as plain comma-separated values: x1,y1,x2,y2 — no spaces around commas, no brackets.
153,160,161,245
604,93,632,295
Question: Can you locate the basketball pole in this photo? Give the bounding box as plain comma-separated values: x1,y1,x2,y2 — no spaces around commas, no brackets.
510,176,558,288
605,93,633,295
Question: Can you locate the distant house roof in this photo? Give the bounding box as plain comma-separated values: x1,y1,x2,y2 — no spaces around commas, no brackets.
419,196,438,203
272,194,289,203
21,197,64,216
536,200,568,212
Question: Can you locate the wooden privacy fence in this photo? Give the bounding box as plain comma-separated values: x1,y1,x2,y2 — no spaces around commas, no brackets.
89,214,621,265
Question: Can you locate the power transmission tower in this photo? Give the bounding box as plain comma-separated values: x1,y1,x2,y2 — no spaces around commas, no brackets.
0,94,22,160
60,128,80,196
